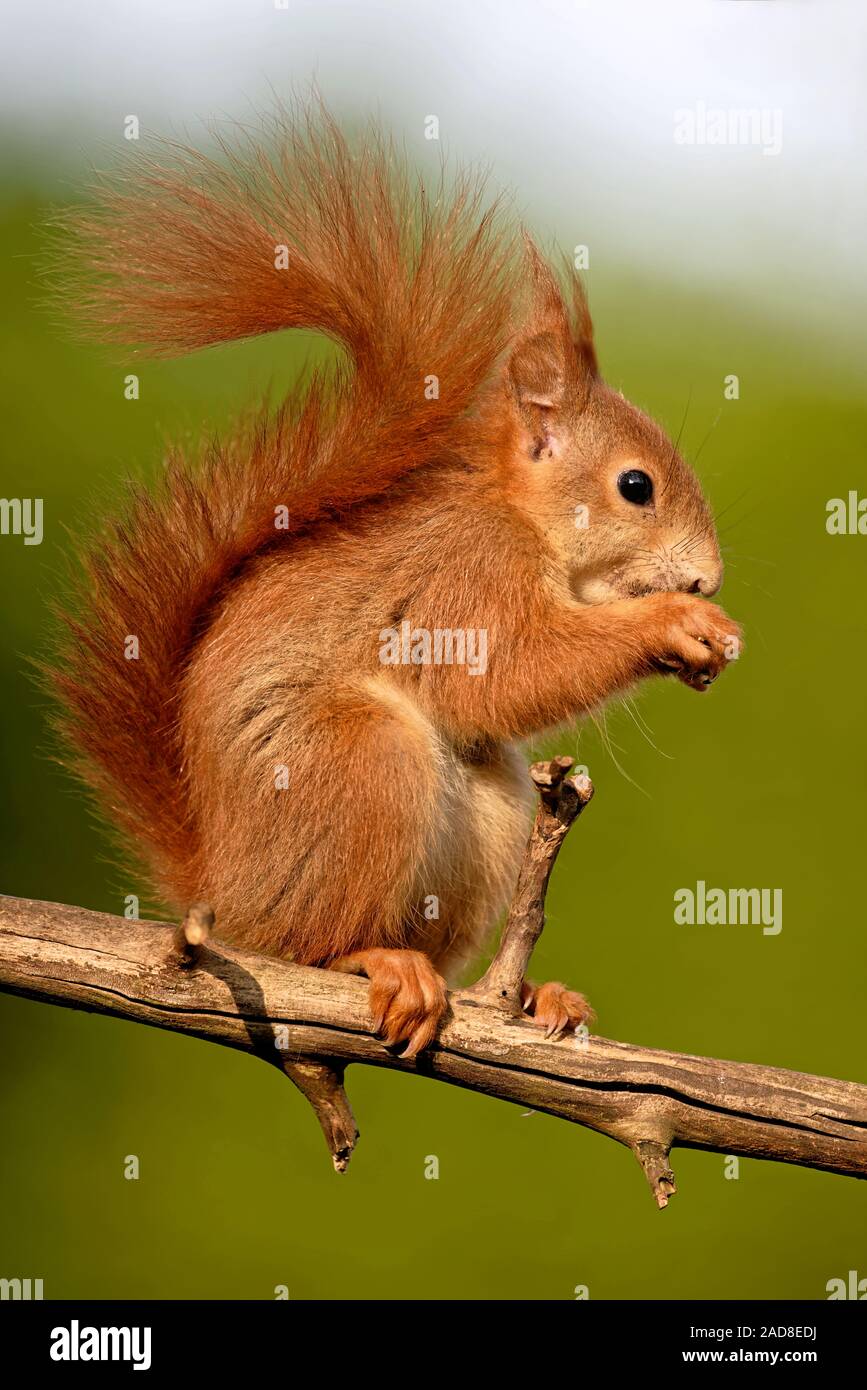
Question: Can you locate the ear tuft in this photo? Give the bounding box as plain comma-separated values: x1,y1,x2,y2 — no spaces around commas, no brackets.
567,266,598,379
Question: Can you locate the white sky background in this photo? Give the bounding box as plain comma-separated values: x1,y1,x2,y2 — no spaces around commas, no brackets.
2,0,865,343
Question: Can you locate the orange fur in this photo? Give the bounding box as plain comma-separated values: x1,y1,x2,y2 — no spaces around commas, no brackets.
51,104,741,1052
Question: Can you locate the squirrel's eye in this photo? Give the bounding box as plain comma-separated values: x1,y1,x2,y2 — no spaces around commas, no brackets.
617,469,654,506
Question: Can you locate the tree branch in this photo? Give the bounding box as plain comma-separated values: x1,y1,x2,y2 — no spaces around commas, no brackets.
0,759,865,1206
463,755,594,1012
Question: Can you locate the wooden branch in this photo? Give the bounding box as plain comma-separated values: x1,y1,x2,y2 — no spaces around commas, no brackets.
0,758,865,1206
281,1059,359,1173
464,755,593,1012
170,902,213,969
0,897,865,1203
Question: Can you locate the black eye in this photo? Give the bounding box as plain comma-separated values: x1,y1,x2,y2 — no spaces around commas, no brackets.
617,469,654,506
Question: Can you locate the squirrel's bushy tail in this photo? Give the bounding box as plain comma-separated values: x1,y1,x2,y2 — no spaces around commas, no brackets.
50,104,522,904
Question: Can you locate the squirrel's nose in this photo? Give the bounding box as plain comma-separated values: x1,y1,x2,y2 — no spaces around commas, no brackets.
684,563,723,597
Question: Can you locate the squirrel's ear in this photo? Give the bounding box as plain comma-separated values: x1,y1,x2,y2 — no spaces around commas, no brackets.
507,237,597,434
508,331,566,412
508,329,572,460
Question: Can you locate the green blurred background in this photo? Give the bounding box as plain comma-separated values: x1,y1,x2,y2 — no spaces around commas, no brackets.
1,0,865,1301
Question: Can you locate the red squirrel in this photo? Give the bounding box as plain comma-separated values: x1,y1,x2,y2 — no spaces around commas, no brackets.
53,108,741,1055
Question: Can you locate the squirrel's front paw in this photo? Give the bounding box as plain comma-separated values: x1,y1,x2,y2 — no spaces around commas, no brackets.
650,593,742,692
521,980,594,1039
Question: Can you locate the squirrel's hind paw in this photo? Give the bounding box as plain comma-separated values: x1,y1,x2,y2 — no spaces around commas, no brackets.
521,980,594,1039
329,947,448,1058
